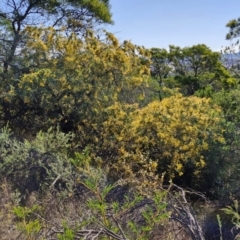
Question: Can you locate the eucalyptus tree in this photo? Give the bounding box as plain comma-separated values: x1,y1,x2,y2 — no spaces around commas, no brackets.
168,44,235,96
150,48,172,100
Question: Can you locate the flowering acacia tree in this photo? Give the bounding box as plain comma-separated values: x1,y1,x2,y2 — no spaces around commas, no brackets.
101,94,225,184
4,27,150,140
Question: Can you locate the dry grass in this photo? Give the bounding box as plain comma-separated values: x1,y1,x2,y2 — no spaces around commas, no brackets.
0,180,238,240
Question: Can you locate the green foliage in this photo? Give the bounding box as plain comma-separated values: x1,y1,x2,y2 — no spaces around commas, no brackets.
70,153,170,239
226,17,240,39
217,214,223,240
0,126,75,197
168,44,236,95
13,205,42,239
57,222,75,240
222,200,240,230
209,89,240,198
150,48,173,100
213,88,240,125
215,200,240,239
149,44,235,102
70,147,92,170
79,0,112,23
136,192,168,239
0,0,112,33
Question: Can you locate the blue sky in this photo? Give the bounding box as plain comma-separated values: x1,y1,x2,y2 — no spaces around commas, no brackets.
106,0,240,52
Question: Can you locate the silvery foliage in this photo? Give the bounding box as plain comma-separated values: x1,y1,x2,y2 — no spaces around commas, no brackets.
0,126,75,195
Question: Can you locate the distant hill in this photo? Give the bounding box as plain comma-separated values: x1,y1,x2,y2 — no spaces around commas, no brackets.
221,53,240,68
222,53,240,60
